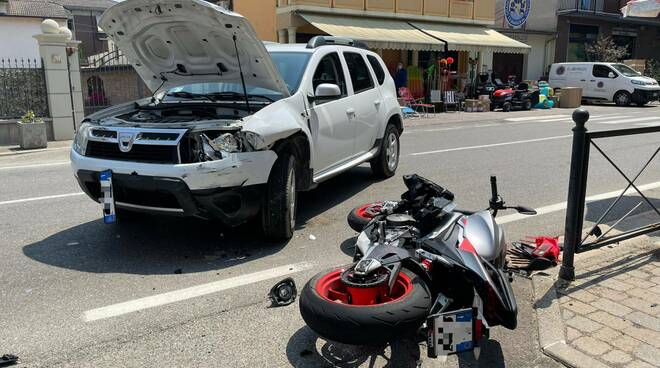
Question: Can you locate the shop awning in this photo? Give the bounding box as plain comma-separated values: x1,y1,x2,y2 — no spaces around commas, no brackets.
298,13,446,51
622,0,660,17
410,22,531,54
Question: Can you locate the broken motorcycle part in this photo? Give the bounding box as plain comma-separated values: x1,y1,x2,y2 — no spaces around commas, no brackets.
269,277,297,306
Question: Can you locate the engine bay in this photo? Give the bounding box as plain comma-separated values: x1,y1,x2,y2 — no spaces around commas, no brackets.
115,103,258,125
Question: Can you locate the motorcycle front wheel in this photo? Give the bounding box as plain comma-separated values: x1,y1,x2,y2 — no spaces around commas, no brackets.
299,266,432,345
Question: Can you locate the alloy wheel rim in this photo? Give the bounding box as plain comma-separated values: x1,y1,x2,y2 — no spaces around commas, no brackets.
385,132,399,171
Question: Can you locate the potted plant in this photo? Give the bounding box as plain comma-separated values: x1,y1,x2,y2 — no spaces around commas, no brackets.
19,110,48,149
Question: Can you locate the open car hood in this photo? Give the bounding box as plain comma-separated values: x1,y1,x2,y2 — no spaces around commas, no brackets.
99,0,289,96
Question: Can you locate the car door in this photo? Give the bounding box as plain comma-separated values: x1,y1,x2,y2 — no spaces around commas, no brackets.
306,51,354,172
342,51,382,156
589,64,618,100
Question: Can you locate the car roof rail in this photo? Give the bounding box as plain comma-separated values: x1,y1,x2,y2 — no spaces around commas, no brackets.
306,36,369,50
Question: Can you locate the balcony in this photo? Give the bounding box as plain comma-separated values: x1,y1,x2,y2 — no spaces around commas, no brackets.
558,0,626,15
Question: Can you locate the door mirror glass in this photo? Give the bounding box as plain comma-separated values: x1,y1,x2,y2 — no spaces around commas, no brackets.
314,83,341,100
608,72,616,79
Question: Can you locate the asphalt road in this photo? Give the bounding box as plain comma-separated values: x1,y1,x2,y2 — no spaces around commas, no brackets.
1,104,659,368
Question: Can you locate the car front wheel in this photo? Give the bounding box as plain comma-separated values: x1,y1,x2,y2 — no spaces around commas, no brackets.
614,91,631,106
370,123,400,178
262,153,296,240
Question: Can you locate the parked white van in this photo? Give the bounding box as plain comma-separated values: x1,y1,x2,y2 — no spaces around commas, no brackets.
549,62,660,106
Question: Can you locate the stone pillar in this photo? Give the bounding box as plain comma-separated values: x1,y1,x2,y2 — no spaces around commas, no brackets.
287,27,297,44
33,19,83,141
277,29,287,44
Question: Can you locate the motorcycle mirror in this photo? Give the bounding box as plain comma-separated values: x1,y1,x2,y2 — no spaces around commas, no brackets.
514,206,537,215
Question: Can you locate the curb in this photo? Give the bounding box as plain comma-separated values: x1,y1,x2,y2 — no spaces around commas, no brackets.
531,272,611,368
0,146,70,157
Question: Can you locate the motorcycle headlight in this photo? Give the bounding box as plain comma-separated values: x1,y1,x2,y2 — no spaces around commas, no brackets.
72,123,91,155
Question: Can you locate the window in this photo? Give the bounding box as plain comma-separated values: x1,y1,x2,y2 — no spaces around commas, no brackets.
593,64,616,78
611,63,640,77
268,52,312,93
312,52,347,98
367,55,386,85
568,24,599,62
343,52,374,93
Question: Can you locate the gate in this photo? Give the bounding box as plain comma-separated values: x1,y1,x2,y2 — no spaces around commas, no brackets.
80,44,150,116
0,58,49,119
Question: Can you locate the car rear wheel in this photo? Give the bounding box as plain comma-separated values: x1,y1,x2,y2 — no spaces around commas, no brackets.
262,153,296,240
370,124,400,178
502,102,512,112
523,99,532,110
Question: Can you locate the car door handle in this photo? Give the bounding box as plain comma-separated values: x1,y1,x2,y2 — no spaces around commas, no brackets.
374,100,381,106
590,80,596,82
580,79,586,82
346,108,356,116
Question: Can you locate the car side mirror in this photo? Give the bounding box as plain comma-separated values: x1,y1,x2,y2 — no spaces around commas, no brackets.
309,83,341,103
608,72,616,79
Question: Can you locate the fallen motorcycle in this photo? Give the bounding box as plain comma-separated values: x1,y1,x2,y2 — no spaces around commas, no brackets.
299,175,536,357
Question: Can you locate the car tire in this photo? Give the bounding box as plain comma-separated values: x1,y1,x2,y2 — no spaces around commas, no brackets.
502,102,512,112
262,153,296,240
614,91,631,106
299,267,432,345
370,124,400,178
523,99,532,110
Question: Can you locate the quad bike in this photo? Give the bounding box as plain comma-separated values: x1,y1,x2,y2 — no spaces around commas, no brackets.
491,77,539,112
299,175,536,357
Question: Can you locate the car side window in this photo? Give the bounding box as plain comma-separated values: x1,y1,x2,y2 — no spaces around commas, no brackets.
343,52,374,94
593,65,616,78
312,52,347,100
367,55,386,85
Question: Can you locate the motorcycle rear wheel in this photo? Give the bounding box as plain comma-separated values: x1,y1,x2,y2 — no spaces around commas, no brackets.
300,266,432,345
347,202,383,232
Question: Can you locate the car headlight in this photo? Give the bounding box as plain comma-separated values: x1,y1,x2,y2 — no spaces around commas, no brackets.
72,122,91,155
631,79,646,85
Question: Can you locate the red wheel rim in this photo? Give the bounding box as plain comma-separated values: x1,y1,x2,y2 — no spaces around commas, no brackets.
355,202,383,219
315,269,413,306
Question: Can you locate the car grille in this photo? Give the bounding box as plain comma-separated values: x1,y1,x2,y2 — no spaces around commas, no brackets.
86,141,179,164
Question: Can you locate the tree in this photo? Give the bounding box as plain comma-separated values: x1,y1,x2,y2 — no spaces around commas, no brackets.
585,35,628,62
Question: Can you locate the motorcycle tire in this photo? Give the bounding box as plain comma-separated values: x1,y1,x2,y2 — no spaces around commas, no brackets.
347,202,383,232
299,266,432,345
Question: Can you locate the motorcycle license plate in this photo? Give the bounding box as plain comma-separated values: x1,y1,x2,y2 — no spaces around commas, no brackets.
427,308,478,358
99,170,116,224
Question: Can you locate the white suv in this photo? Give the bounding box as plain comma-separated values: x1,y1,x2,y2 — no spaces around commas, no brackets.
71,0,402,239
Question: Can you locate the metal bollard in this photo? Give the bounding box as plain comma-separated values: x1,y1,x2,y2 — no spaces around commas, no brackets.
559,108,590,282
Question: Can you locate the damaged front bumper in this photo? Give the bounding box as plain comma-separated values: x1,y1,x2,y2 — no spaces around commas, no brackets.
71,149,277,225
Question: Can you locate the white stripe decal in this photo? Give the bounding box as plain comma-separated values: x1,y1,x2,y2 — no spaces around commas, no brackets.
497,181,660,224
0,161,69,170
84,262,317,322
0,192,85,206
504,115,568,122
409,135,571,156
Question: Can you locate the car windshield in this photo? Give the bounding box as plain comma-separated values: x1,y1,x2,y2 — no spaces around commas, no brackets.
611,64,640,77
162,52,311,103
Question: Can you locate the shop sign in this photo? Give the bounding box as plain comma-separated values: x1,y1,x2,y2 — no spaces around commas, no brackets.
504,0,531,28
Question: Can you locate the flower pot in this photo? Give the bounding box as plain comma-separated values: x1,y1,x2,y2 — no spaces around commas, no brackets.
19,122,48,149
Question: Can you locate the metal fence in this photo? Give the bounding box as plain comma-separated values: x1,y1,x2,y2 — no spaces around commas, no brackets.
0,58,49,119
80,43,149,116
559,109,660,282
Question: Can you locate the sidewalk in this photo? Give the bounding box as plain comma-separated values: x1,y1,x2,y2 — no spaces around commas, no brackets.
0,140,72,156
533,211,660,368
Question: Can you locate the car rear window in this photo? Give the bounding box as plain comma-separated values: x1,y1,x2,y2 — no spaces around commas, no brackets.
343,52,374,94
367,55,386,85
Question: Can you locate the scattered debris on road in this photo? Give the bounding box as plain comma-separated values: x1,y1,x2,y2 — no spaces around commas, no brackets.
269,277,297,306
309,234,317,241
507,236,560,272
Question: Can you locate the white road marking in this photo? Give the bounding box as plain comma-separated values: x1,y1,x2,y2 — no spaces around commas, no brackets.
497,181,660,224
0,146,70,156
594,116,660,125
0,192,85,206
0,161,69,170
504,115,568,122
409,135,571,156
635,121,660,127
84,261,317,322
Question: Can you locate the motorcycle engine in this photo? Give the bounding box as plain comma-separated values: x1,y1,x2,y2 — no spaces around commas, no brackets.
386,213,415,227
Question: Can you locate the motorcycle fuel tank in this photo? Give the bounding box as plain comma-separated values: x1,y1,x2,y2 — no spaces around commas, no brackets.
463,211,504,261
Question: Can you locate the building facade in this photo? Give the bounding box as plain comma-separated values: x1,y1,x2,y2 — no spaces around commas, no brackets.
555,0,660,62
273,0,531,96
494,0,558,81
